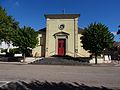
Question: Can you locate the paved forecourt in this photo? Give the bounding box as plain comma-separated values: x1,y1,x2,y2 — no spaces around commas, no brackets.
0,63,120,88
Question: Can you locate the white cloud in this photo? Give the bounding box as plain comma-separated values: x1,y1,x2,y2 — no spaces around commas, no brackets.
111,31,117,35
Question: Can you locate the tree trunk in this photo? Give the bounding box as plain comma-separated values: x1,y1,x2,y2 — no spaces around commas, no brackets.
23,53,25,62
95,53,97,64
7,44,10,53
103,54,105,61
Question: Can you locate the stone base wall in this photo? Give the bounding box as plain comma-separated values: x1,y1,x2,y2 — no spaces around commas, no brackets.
90,55,111,64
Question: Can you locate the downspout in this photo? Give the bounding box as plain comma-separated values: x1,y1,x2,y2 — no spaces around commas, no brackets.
45,18,49,57
74,18,75,57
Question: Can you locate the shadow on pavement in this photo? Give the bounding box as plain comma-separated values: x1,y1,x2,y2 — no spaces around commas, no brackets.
0,80,113,90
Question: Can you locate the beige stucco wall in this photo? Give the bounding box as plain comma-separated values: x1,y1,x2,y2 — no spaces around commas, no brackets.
32,14,90,58
32,46,41,57
32,32,46,57
77,34,90,57
45,18,79,57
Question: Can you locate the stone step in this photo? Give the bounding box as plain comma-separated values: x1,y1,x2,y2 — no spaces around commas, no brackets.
21,57,43,63
30,57,90,65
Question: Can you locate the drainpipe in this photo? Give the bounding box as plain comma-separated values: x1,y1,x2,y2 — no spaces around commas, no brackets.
74,18,75,57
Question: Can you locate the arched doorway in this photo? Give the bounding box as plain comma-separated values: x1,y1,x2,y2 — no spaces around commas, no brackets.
53,32,69,56
58,39,66,56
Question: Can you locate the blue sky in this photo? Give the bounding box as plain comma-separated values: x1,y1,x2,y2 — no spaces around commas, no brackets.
0,0,120,41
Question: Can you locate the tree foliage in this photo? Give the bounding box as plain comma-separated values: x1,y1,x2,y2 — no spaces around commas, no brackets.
117,30,120,34
0,6,38,61
117,25,120,34
11,26,38,61
81,22,114,64
0,6,19,44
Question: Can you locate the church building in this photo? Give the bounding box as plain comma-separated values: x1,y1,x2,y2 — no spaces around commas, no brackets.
32,14,90,58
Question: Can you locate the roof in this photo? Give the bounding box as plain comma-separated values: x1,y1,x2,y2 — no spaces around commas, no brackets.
78,27,84,34
44,14,80,19
113,42,120,47
38,28,46,33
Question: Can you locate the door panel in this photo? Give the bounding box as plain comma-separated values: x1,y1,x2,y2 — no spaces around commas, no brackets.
58,39,66,56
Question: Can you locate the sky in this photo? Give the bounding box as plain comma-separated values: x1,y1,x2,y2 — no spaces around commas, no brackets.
0,0,120,42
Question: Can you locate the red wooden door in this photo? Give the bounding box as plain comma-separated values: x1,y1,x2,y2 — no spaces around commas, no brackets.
58,39,66,56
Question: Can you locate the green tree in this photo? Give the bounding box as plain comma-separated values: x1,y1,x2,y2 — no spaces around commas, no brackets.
81,22,114,64
117,25,120,34
117,25,120,40
12,26,38,62
0,6,9,44
0,6,19,46
117,31,120,34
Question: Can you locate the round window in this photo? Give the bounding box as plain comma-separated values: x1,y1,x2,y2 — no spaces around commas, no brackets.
59,24,65,30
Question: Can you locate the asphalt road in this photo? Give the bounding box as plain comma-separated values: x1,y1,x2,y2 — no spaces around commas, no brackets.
0,63,120,88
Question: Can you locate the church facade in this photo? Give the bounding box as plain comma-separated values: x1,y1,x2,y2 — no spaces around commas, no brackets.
32,14,90,57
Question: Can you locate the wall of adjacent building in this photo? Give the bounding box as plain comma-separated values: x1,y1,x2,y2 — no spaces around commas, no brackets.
77,34,90,57
32,32,46,57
